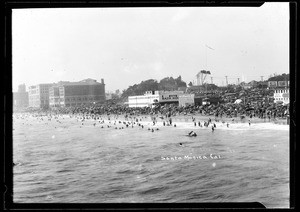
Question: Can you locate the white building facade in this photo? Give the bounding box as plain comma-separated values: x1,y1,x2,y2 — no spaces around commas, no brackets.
128,91,159,108
127,90,184,108
269,80,289,105
273,88,289,105
28,83,53,108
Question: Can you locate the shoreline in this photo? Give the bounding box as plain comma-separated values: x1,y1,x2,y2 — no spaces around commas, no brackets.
170,114,289,125
13,109,290,125
13,112,289,130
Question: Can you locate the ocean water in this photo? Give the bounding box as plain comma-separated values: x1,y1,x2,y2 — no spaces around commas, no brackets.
13,113,289,208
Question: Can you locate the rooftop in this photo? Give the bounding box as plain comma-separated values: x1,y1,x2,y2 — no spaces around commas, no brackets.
54,79,102,86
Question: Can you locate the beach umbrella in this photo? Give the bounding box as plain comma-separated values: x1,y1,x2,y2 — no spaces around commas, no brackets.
234,99,243,104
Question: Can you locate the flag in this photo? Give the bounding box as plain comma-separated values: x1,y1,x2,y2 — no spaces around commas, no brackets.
205,45,214,50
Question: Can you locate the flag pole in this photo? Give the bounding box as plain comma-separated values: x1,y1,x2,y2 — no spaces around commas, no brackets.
205,45,207,69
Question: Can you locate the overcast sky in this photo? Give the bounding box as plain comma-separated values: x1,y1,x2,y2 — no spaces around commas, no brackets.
12,3,289,92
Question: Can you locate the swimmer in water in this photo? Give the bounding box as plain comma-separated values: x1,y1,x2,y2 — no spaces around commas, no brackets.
188,131,197,137
179,143,183,146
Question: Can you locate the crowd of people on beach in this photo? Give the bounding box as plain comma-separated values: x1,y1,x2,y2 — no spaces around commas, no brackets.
20,98,289,124
16,86,289,125
14,86,290,148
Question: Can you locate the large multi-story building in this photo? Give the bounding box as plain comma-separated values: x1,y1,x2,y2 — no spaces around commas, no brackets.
13,84,29,108
28,78,106,109
49,78,106,108
28,83,53,108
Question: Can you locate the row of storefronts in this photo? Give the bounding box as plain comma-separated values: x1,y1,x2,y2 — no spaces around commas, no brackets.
127,90,221,108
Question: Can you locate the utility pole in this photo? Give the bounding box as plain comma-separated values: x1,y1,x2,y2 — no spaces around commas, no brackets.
225,76,228,86
260,76,264,81
211,77,213,84
237,78,240,85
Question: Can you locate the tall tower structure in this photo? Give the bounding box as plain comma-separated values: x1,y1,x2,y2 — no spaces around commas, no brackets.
196,70,211,85
260,76,264,81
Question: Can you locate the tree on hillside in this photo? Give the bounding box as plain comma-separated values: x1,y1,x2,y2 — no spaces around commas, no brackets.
175,75,187,87
158,76,186,90
158,77,176,90
121,79,159,98
121,76,187,99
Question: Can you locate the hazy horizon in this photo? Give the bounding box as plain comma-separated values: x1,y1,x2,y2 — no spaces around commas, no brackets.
12,3,289,92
